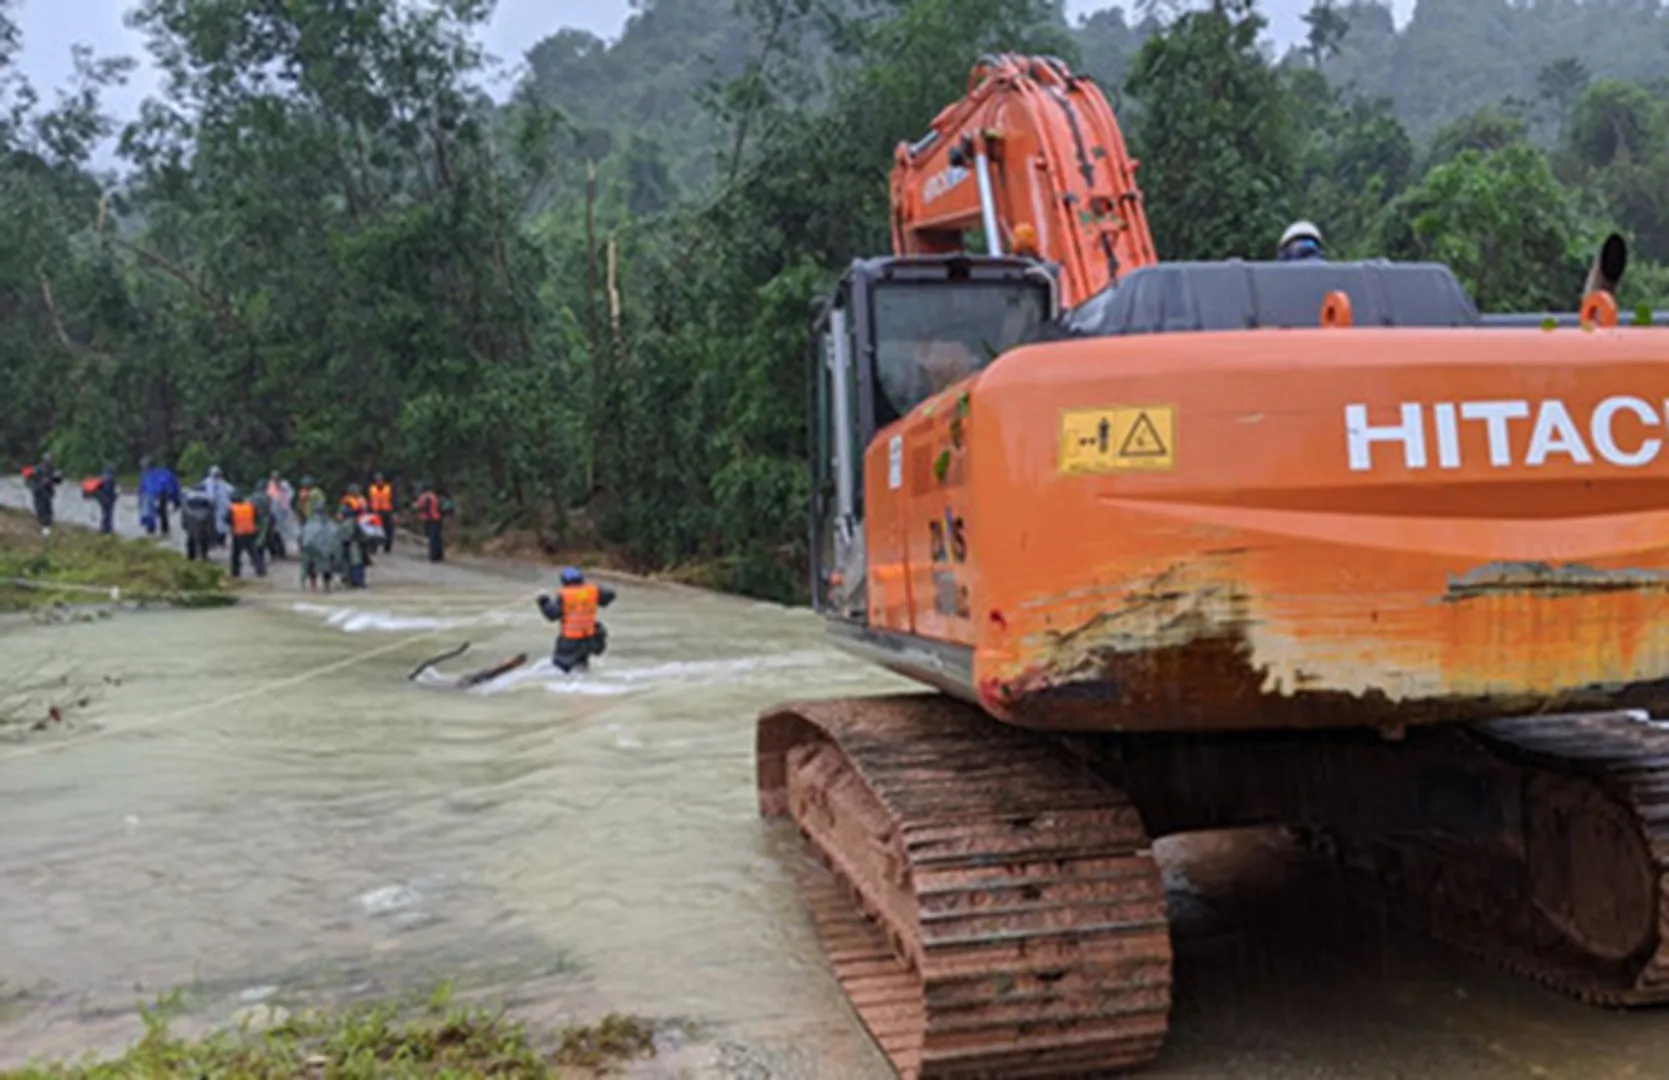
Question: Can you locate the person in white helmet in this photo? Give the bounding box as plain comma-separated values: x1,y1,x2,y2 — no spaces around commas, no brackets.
1277,220,1326,261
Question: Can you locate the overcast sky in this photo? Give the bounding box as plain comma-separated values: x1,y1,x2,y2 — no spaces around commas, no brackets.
14,0,1417,164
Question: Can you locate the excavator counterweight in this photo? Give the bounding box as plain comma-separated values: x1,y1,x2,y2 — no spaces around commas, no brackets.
757,53,1669,1078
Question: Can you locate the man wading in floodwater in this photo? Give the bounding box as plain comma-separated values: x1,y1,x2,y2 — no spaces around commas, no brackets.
537,567,616,674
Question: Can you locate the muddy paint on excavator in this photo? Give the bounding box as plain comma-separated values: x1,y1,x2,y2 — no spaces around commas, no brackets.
856,325,1669,732
834,259,1669,733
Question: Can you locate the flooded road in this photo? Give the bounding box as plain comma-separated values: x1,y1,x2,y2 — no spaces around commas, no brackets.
4,478,1669,1077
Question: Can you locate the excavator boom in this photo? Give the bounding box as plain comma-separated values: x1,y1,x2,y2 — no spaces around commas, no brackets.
890,54,1156,308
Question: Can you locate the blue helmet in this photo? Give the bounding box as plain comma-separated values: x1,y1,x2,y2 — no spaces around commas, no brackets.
560,566,583,585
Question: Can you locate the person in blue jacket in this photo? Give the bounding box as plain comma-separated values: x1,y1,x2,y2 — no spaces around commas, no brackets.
138,456,182,537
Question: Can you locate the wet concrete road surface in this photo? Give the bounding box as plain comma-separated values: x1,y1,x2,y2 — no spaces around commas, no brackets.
2,478,1668,1077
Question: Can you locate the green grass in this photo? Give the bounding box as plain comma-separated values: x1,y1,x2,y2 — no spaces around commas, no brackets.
1,985,657,1078
0,508,231,611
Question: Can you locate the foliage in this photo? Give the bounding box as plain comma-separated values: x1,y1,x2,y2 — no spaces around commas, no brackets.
1125,0,1298,259
4,0,1669,606
1287,66,1411,257
0,984,655,1077
1318,0,1669,141
1379,143,1587,312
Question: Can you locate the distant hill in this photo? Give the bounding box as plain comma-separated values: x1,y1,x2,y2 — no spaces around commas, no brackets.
514,0,1669,199
514,0,1153,196
1317,0,1669,140
519,0,756,193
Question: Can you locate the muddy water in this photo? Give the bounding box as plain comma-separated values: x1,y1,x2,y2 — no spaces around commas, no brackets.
6,478,1669,1077
0,552,910,1075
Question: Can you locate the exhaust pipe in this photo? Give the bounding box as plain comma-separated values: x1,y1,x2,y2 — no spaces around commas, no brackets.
1585,232,1627,299
1478,233,1660,327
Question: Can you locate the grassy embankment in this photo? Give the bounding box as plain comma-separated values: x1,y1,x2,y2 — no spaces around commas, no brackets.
0,507,231,612
0,985,657,1078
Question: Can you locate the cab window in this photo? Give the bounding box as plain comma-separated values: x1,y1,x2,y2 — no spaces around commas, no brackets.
871,281,1049,424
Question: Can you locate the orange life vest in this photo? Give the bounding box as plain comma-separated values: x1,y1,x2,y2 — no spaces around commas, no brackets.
79,476,102,497
369,483,393,512
230,500,257,536
340,493,366,515
415,491,441,522
559,584,599,639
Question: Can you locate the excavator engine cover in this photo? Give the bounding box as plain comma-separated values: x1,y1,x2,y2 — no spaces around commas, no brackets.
1056,260,1481,336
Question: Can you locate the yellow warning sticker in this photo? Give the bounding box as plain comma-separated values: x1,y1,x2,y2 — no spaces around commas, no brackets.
1058,404,1176,474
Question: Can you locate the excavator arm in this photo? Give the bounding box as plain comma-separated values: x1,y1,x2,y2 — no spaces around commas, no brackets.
890,53,1157,309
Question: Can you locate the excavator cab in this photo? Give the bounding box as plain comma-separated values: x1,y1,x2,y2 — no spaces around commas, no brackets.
808,253,1057,622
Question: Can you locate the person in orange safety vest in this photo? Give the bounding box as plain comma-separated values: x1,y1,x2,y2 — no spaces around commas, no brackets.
228,489,267,579
337,483,373,567
338,483,367,517
536,566,617,674
367,472,395,554
413,481,448,563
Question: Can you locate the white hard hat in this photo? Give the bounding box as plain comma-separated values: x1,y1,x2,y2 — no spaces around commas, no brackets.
1280,220,1322,248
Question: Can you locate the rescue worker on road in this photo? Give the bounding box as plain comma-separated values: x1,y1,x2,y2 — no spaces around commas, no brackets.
299,502,337,591
251,484,277,562
368,472,395,554
413,482,446,562
266,470,294,558
181,484,217,561
339,483,367,517
26,452,62,537
228,489,267,578
139,456,182,537
298,475,326,520
537,567,617,674
337,504,370,588
203,466,234,548
92,464,118,535
339,483,373,567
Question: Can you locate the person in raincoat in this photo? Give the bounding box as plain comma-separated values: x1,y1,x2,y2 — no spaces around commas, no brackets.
180,484,218,561
297,475,326,521
25,452,62,537
337,505,370,589
138,456,182,537
265,470,294,558
299,503,338,591
250,485,277,566
202,465,234,548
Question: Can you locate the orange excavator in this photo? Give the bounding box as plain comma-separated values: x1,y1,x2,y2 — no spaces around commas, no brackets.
757,52,1669,1078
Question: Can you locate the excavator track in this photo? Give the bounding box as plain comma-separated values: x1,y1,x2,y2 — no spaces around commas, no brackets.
757,693,1173,1078
1302,711,1669,1006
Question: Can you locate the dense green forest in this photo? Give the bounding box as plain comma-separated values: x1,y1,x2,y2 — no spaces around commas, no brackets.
2,0,1667,600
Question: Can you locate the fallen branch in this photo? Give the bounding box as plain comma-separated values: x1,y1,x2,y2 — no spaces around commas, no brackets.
407,641,470,680
102,234,243,329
